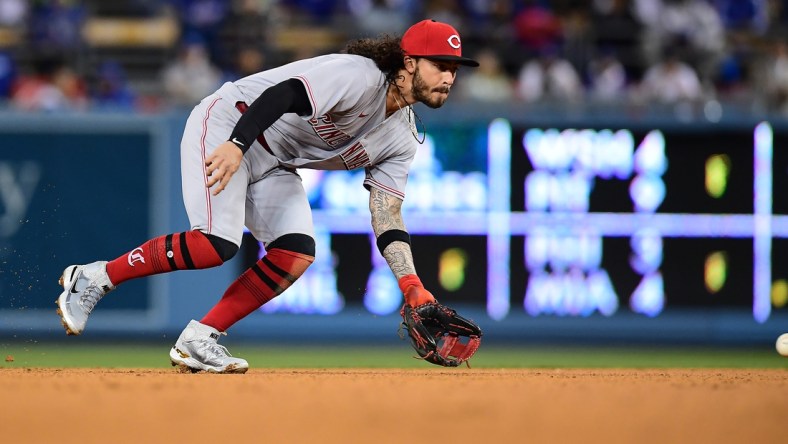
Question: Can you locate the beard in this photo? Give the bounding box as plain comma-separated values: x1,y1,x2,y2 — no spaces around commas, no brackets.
411,66,450,109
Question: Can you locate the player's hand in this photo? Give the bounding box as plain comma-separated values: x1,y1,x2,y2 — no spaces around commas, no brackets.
205,141,243,196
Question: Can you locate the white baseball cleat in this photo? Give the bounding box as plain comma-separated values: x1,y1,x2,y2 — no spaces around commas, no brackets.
169,320,249,374
56,261,115,335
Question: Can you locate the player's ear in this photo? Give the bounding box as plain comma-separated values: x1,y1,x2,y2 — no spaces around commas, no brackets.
404,57,416,74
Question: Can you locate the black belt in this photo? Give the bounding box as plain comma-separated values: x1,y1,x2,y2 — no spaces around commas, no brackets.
235,101,274,156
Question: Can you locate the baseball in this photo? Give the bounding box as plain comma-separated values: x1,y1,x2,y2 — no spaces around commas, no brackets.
776,333,788,357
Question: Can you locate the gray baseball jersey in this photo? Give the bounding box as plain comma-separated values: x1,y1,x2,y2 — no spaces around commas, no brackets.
181,54,418,247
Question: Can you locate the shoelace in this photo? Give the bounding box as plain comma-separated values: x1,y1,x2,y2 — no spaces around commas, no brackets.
79,284,105,314
196,339,234,363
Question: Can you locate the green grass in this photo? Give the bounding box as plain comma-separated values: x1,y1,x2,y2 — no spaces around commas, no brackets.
1,343,786,369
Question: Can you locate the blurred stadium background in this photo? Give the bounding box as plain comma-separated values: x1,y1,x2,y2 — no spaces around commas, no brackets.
1,0,788,364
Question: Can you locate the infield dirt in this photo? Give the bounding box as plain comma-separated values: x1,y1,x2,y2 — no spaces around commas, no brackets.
1,368,785,444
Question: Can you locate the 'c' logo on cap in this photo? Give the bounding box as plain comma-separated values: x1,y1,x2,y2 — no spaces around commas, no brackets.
447,35,461,49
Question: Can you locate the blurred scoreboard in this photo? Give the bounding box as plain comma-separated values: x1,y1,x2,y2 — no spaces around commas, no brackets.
248,119,788,324
508,123,781,323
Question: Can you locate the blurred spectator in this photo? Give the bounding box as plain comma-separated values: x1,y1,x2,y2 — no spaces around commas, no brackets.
424,0,465,27
588,50,628,101
561,6,596,77
0,0,26,26
712,1,767,97
27,0,86,53
638,0,726,82
90,1,163,17
0,51,16,99
217,0,272,70
512,0,563,56
714,50,750,98
11,57,87,111
52,63,88,108
161,34,222,107
280,0,343,24
714,0,769,35
456,48,514,102
636,46,703,104
460,0,518,73
755,39,788,115
631,0,661,26
224,46,267,81
347,0,412,37
764,0,788,39
515,46,584,103
169,0,230,63
90,61,137,110
591,0,645,79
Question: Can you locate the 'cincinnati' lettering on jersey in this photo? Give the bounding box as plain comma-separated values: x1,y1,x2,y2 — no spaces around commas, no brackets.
339,141,370,170
308,114,352,147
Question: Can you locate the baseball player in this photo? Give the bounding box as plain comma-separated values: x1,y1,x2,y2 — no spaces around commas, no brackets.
56,19,479,373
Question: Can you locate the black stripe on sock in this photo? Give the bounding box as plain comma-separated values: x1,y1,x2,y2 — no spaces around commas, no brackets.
179,232,196,269
251,262,284,294
165,235,177,270
261,256,296,284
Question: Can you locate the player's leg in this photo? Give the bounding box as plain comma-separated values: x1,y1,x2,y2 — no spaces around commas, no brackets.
56,230,236,336
169,100,292,374
199,168,316,332
57,95,249,336
107,95,251,284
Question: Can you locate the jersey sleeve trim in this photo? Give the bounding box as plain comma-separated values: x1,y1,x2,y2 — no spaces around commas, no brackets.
292,75,317,120
364,177,405,200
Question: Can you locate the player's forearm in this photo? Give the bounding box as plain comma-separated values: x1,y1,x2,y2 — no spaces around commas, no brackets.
369,187,416,279
381,242,416,279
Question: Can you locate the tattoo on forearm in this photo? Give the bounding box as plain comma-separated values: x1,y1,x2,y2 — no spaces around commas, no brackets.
382,242,416,279
369,188,414,279
369,187,404,234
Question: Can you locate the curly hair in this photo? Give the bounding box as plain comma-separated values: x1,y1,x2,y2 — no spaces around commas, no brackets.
343,35,405,83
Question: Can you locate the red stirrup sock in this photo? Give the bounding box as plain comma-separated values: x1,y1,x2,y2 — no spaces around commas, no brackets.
105,231,224,286
201,248,315,332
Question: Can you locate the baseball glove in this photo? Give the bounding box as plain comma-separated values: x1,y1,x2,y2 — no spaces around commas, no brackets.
399,302,482,367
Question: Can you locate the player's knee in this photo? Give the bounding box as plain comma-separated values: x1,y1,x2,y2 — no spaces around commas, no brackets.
265,234,315,280
204,233,240,262
267,233,316,257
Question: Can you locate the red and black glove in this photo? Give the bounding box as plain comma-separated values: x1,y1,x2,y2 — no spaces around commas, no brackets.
398,275,482,367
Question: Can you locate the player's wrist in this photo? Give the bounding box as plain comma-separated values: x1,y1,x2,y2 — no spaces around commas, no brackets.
227,136,248,153
398,274,423,293
399,274,435,306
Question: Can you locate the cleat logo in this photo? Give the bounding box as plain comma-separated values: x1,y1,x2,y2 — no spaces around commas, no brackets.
66,268,82,293
69,279,80,295
175,347,190,359
127,247,145,267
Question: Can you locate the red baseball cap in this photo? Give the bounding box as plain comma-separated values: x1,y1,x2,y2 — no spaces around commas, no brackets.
401,19,479,67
